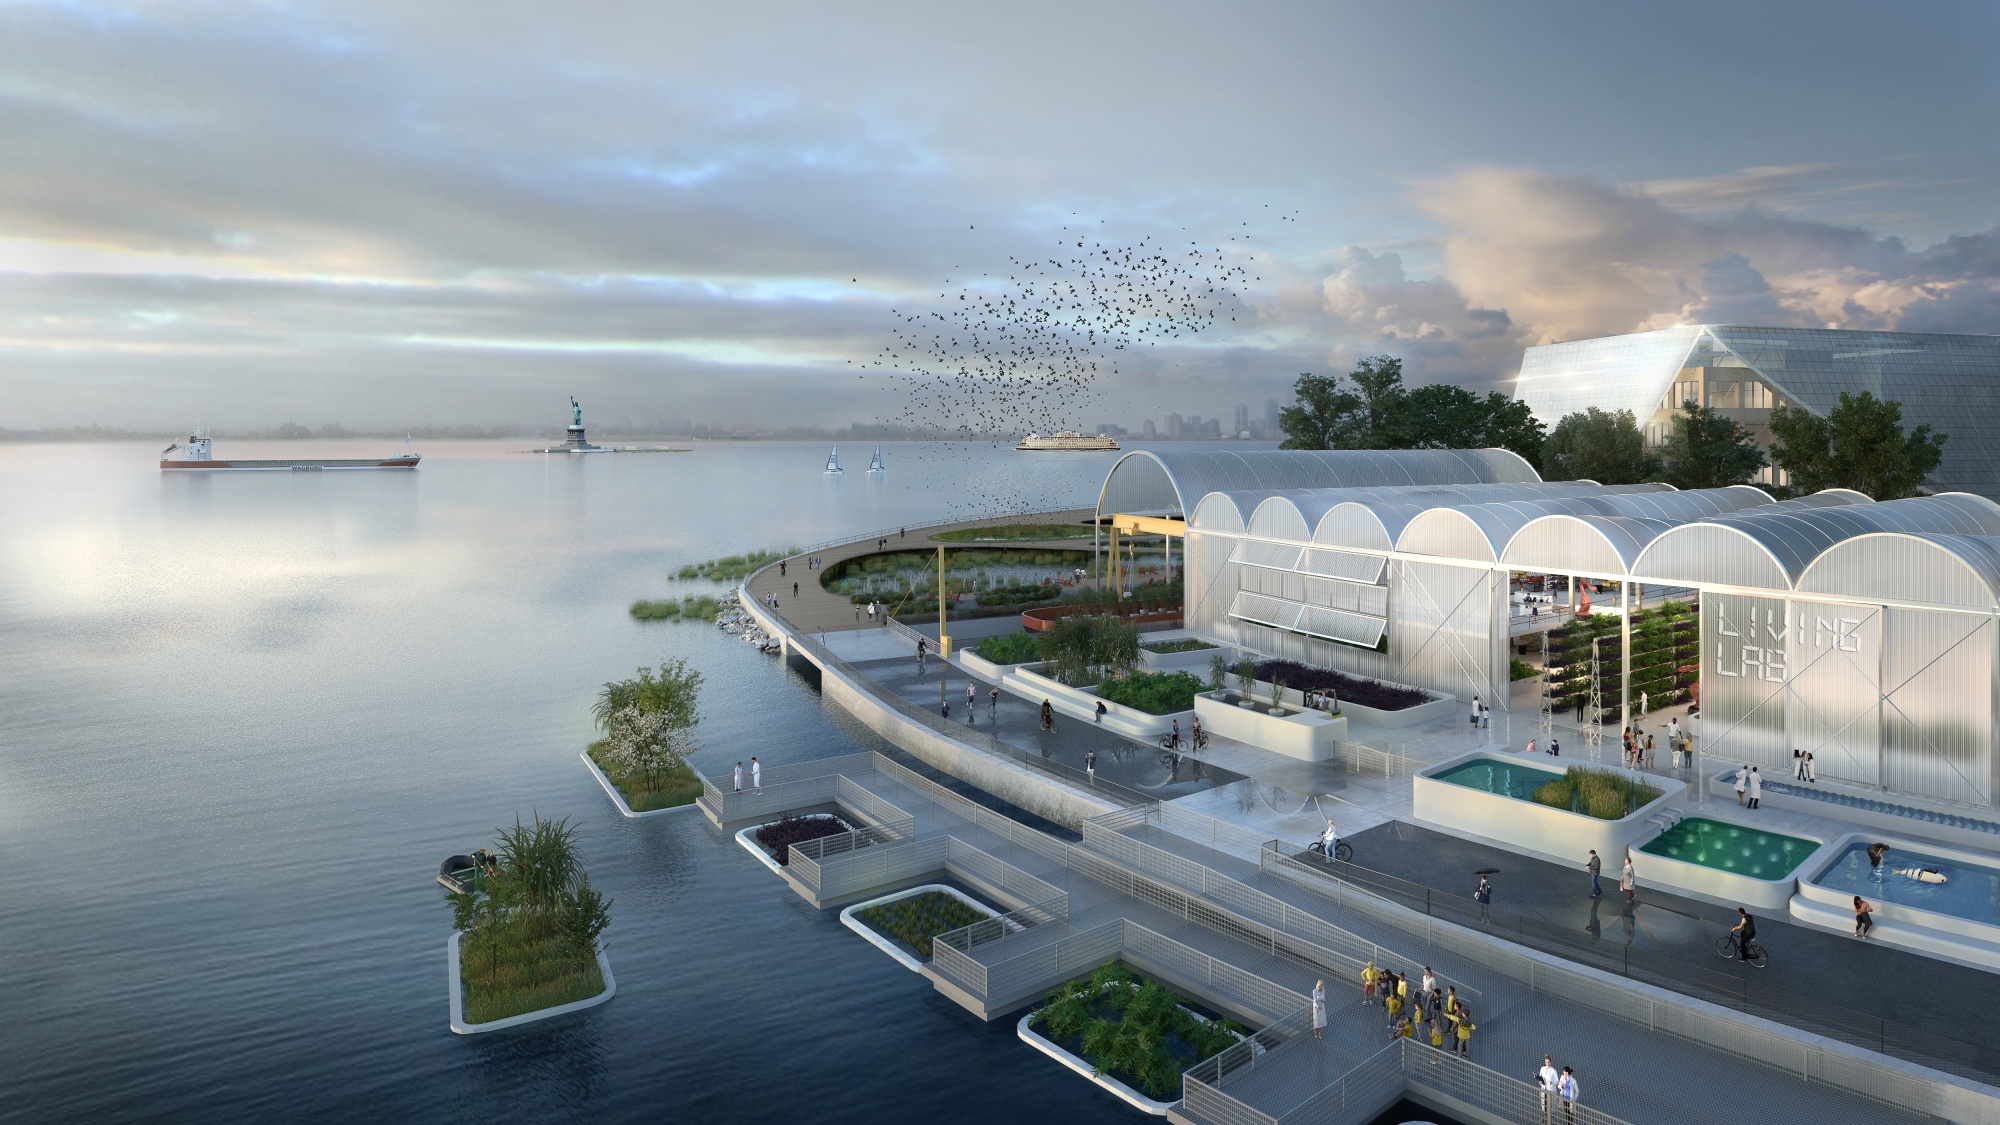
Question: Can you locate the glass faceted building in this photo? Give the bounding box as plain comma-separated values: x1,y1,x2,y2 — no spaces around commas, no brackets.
1515,325,2000,498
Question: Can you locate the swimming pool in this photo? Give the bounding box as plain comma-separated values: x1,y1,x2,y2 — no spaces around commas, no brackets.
1810,840,2000,926
1429,758,1564,800
1638,818,1821,880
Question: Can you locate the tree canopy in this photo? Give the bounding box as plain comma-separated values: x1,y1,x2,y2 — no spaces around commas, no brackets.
1659,399,1766,491
593,658,702,733
1277,355,1545,470
1768,391,1947,500
1542,407,1660,484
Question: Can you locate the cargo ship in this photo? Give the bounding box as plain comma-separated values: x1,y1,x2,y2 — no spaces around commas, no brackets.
160,433,420,471
1016,430,1119,451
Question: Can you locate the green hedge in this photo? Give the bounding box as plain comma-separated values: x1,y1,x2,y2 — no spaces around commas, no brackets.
1096,671,1205,714
974,632,1044,665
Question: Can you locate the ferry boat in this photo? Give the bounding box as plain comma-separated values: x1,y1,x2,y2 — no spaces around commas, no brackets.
824,446,844,473
1016,430,1119,451
160,433,420,471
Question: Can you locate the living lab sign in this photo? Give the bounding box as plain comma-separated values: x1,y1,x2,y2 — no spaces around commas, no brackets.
1709,596,1869,685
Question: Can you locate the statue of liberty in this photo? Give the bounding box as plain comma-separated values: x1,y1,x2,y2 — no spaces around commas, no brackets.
570,397,582,427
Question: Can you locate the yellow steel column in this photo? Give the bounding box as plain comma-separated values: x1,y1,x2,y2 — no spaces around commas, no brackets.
937,545,950,658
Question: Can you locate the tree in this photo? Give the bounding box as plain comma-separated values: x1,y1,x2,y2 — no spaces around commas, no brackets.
1480,394,1549,474
1543,408,1659,484
1391,384,1547,471
1278,356,1405,449
556,872,613,969
600,703,694,792
1659,400,1766,490
593,658,703,733
1769,391,1946,500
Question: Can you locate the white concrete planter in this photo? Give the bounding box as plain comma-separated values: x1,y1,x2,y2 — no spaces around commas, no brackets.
1629,819,1825,912
1005,664,1190,739
1412,751,1686,863
1242,676,1454,729
579,751,703,819
449,931,614,1034
1138,644,1221,672
1018,987,1251,1116
1798,832,2000,946
734,825,787,875
839,883,1009,972
958,649,1026,684
1194,692,1345,762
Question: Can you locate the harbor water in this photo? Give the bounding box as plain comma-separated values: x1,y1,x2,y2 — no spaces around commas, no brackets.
0,439,1281,1123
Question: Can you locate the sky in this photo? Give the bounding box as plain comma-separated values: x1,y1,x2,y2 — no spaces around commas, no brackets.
4,0,1999,432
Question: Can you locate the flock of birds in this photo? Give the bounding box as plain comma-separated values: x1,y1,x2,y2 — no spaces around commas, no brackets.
846,211,1295,515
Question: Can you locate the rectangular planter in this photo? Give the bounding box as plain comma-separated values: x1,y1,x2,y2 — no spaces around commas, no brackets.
1243,677,1454,729
1193,691,1345,762
1006,664,1188,738
1629,821,1825,912
1413,751,1686,863
1138,640,1222,672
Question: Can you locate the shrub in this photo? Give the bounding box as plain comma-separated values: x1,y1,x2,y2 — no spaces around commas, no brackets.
754,814,853,865
1096,671,1205,715
1510,658,1539,681
674,548,797,582
1531,766,1662,820
1142,638,1216,654
856,891,991,955
974,631,1044,664
1252,660,1430,711
1033,963,1245,1100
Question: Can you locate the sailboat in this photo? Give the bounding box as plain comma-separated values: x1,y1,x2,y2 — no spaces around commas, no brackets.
824,446,844,474
867,445,885,473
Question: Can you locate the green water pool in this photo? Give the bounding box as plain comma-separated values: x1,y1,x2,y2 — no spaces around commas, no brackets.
1638,818,1819,879
1430,758,1565,800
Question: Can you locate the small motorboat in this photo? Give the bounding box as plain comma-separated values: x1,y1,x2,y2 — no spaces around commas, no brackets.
438,854,481,893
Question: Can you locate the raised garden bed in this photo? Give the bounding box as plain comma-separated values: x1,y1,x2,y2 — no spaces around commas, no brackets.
753,814,853,865
974,631,1044,665
1253,660,1429,711
1142,638,1216,654
584,741,702,813
839,885,1004,970
1096,670,1206,715
1023,964,1246,1107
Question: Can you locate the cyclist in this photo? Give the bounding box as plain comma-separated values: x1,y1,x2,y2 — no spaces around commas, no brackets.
1320,819,1339,865
1191,715,1205,750
1729,907,1757,961
1170,717,1181,750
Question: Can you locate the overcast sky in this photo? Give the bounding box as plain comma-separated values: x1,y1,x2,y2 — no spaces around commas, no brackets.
5,0,1999,431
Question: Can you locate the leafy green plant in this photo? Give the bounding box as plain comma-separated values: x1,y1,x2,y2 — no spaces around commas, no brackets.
1510,657,1539,682
1266,676,1284,711
974,631,1044,664
1532,765,1662,820
1235,657,1256,698
1095,671,1205,715
855,891,992,955
629,594,724,621
1142,638,1216,654
1031,963,1246,1100
674,548,798,582
1208,653,1228,693
452,812,613,1024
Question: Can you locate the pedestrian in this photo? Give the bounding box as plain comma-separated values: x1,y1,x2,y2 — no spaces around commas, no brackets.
1453,1014,1474,1057
941,698,950,720
1620,854,1636,903
733,761,743,793
1084,750,1096,779
989,685,1000,717
1470,695,1482,727
1425,985,1442,1028
1040,698,1054,732
1311,979,1327,1040
1474,876,1493,924
967,682,976,713
1094,699,1106,723
1735,765,1748,805
1550,736,1561,757
1854,896,1874,938
1586,849,1602,898
1442,986,1460,1026
1539,1055,1560,1116
1479,700,1490,728
854,605,860,622
1384,979,1402,1027
750,757,761,790
1525,738,1537,755
780,559,786,577
1793,747,1805,780
1559,1067,1579,1124
917,637,927,671
1395,971,1409,1014
1644,733,1656,769
1639,689,1649,716
1419,967,1436,1013
1575,693,1586,722
1805,751,1816,783
1868,842,1891,871
1361,960,1379,1005
792,581,798,598
1748,766,1762,809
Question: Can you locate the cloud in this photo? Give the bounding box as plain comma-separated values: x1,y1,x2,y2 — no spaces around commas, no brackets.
1313,247,1526,389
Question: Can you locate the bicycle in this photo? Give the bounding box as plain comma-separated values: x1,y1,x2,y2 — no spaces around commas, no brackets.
1715,931,1768,969
1191,729,1209,752
1158,733,1186,755
1307,839,1354,863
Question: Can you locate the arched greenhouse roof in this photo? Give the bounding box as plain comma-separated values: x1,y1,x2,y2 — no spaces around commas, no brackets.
1629,492,2000,591
1796,533,2000,610
1096,447,1540,518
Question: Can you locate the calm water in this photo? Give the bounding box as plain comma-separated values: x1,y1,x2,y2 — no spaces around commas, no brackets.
1430,758,1563,799
1637,818,1819,879
1812,841,2000,926
0,439,1267,1123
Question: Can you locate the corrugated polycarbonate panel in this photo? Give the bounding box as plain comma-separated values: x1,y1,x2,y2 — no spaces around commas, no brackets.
1297,605,1387,648
1229,591,1300,630
1184,529,1237,641
1230,540,1303,570
1702,592,1792,771
1796,533,2000,610
1784,600,1882,787
1501,515,1643,575
1395,508,1501,561
1635,525,1792,590
1316,501,1414,550
1881,609,1995,806
1097,447,1542,520
1515,325,1704,424
1189,491,1248,533
1392,558,1501,705
1300,548,1386,584
1304,574,1390,616
1247,495,1312,540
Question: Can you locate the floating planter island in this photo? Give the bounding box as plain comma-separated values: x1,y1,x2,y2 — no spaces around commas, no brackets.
1413,751,1686,861
1632,817,1823,911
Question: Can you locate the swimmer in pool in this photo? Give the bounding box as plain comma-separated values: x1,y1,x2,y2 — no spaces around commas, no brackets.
1892,866,1948,885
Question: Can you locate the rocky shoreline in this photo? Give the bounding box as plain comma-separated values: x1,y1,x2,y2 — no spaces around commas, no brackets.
714,594,780,653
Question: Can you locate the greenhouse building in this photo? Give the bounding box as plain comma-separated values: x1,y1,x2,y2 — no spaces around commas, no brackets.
1094,447,2000,809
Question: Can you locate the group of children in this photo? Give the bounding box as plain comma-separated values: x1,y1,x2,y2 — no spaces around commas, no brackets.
1360,962,1474,1056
